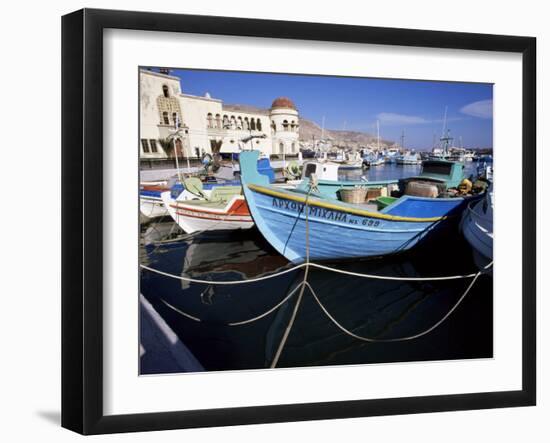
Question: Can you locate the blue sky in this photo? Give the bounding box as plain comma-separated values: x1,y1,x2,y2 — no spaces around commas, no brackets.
161,68,493,149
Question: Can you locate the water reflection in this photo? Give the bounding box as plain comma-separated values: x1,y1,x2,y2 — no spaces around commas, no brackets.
140,217,493,373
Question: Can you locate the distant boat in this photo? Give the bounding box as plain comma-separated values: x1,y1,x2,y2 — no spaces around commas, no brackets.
239,150,481,263
363,153,385,167
461,186,493,271
396,151,421,165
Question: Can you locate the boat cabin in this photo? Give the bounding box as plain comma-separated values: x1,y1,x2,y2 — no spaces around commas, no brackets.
301,161,340,181
414,160,464,189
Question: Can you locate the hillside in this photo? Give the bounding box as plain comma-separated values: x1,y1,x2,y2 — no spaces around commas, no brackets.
299,118,393,147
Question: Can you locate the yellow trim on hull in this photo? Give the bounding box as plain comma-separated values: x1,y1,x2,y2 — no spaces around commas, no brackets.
247,184,445,223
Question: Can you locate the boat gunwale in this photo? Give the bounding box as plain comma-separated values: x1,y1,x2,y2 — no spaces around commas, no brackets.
247,184,453,223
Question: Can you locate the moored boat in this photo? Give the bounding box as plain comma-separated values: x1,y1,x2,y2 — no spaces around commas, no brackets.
396,151,422,165
161,185,254,233
240,150,481,263
461,186,493,271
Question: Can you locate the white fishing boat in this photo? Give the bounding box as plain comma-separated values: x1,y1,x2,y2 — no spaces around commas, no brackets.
396,151,421,165
461,186,493,271
161,181,254,234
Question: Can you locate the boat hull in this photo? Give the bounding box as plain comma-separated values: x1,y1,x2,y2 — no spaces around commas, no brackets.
461,192,493,268
243,184,473,263
161,191,254,233
140,194,169,220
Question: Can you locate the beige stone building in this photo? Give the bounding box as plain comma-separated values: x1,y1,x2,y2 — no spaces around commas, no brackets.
139,69,300,159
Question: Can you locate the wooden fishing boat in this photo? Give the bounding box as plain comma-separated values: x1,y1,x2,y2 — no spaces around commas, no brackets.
239,150,481,263
161,186,253,234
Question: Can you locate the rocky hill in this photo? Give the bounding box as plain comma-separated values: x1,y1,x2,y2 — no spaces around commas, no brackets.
299,118,393,147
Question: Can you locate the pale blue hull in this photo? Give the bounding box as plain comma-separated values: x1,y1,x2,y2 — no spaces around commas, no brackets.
245,190,437,262
240,151,478,263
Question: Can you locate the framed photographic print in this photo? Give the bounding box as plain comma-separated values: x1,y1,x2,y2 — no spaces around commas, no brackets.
61,8,536,434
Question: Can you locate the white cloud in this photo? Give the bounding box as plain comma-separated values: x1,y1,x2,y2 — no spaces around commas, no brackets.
460,99,493,119
376,113,430,125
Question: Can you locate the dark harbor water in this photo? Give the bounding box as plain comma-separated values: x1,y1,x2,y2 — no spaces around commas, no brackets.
140,161,493,374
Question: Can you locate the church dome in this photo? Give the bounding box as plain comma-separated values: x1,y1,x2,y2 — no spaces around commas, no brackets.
271,97,297,110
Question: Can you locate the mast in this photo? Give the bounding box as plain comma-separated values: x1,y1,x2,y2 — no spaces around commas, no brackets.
400,129,405,150
439,106,453,157
376,119,380,151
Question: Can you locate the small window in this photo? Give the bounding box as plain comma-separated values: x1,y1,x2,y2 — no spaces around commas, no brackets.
162,112,169,125
172,112,178,125
256,118,262,131
304,163,317,178
141,139,150,153
162,85,169,98
149,139,158,153
283,120,289,131
250,118,256,130
207,113,213,128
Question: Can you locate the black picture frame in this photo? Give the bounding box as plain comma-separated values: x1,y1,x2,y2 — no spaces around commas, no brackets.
62,8,536,435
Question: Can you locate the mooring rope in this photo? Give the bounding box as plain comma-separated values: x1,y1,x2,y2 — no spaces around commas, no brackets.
140,261,484,284
305,270,484,342
270,190,313,368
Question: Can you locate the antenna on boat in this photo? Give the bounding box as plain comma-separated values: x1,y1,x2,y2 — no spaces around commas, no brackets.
441,106,448,139
376,119,380,151
439,106,453,157
400,129,405,150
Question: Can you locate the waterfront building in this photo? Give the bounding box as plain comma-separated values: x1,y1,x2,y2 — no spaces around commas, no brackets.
139,69,300,160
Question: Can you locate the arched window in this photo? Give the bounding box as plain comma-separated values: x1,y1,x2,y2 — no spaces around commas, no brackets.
271,121,276,132
230,115,236,129
250,118,256,130
162,111,169,125
207,113,213,129
162,85,169,98
256,118,262,131
244,117,250,130
279,142,284,154
291,120,296,131
215,114,222,129
172,112,178,126
223,115,229,128
237,116,243,130
282,120,289,131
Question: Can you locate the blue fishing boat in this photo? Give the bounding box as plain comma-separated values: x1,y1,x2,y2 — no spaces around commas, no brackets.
239,150,481,263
